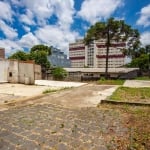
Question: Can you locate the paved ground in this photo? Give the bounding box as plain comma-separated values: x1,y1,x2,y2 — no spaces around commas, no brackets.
123,80,150,87
0,83,130,149
2,80,149,149
0,83,54,104
0,104,129,150
0,83,118,107
35,80,87,87
0,81,86,104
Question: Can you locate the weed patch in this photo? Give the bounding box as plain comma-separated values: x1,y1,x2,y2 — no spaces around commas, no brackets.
98,79,125,85
110,87,150,102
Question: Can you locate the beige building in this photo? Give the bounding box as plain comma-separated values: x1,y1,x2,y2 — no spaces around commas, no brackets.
0,59,41,84
69,39,126,68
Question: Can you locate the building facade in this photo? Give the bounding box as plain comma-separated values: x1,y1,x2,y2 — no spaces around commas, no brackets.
69,39,126,68
64,68,139,81
48,46,71,67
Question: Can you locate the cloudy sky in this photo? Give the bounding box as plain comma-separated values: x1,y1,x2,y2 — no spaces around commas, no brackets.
0,0,150,57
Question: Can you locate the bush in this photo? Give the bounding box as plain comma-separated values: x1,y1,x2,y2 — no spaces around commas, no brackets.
52,67,67,80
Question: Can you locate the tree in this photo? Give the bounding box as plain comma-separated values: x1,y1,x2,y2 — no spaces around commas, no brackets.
30,44,51,69
29,51,50,69
145,45,150,77
30,44,51,55
128,45,150,77
84,18,140,79
52,67,67,80
8,44,52,79
8,50,29,61
129,54,149,71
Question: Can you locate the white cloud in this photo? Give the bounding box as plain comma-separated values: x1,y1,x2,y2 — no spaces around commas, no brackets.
12,0,75,28
19,32,40,48
10,0,21,6
0,1,13,22
35,25,80,55
1,0,78,56
78,0,123,24
52,0,75,29
136,4,150,27
20,9,35,25
18,0,54,25
23,25,31,32
0,39,21,56
140,31,150,46
0,20,18,39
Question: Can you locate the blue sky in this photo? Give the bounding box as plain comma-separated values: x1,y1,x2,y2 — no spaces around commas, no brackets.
0,0,150,57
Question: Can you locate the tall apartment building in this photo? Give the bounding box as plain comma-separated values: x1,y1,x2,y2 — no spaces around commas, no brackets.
48,46,71,67
0,48,5,59
69,39,126,68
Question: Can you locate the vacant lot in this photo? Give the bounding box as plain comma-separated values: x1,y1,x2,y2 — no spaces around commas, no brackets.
0,81,149,149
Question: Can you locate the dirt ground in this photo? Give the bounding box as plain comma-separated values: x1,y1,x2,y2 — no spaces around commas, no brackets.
0,83,118,110
1,79,150,108
0,82,117,107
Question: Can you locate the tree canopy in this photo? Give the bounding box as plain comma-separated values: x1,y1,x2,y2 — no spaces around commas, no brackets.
29,50,50,69
84,18,141,79
8,44,51,70
30,44,51,55
128,45,150,72
8,51,29,61
84,17,140,58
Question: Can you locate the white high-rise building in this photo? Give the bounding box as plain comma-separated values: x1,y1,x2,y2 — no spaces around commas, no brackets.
69,39,126,68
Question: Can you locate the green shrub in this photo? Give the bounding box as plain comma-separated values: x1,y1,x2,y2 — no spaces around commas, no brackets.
52,67,67,80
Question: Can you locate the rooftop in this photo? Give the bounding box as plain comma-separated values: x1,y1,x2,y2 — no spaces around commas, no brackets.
64,67,139,73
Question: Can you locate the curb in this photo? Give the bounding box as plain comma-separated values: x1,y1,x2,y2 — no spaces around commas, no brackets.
0,94,45,108
0,87,75,109
101,100,150,106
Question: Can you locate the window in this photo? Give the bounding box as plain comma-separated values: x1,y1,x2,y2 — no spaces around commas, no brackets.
9,72,12,77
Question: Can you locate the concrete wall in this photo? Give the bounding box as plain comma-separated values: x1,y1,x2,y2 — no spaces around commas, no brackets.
0,59,9,82
65,70,138,81
119,70,138,79
34,64,42,80
7,60,19,83
0,59,42,84
18,61,35,84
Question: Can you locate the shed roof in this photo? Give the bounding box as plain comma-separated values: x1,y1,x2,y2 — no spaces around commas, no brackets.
64,68,139,73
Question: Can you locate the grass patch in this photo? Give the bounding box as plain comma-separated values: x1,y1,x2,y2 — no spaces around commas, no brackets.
110,87,150,102
98,79,125,85
43,87,72,94
135,76,150,80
